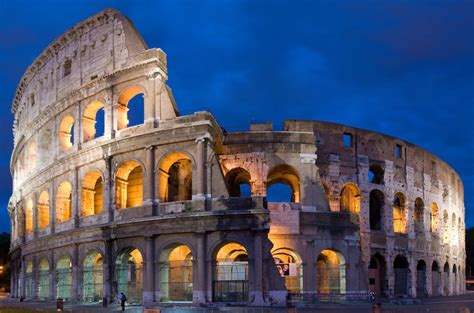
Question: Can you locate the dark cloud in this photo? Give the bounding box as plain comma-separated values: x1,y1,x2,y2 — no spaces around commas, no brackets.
0,0,472,232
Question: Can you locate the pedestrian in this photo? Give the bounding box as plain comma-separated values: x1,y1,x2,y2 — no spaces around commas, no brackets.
119,292,127,311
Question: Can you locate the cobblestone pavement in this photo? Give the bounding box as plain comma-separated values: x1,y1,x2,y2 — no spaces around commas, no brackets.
2,294,474,313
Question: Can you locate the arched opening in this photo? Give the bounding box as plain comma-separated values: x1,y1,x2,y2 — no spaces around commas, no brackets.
317,249,346,294
116,86,145,130
431,203,439,232
393,192,407,234
416,260,427,297
116,161,143,209
369,254,386,296
272,248,303,294
27,141,36,172
393,255,409,296
25,200,33,234
432,261,440,296
83,100,105,142
25,261,33,299
414,198,424,233
159,152,192,202
225,168,252,197
38,191,50,229
56,181,72,223
452,264,457,295
81,171,103,216
59,115,75,152
159,244,193,302
443,211,449,245
340,183,360,213
38,258,49,300
266,164,300,203
212,242,248,302
369,189,384,231
443,262,450,295
116,248,143,304
368,164,384,184
83,250,103,302
56,256,72,300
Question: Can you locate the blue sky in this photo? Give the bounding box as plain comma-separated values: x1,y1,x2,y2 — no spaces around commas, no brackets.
0,0,472,232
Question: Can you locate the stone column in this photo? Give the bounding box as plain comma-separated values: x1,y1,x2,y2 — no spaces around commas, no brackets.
143,146,156,214
19,258,25,299
49,180,56,234
73,167,80,228
49,252,56,301
143,237,155,303
302,241,315,301
194,137,207,199
194,232,207,303
386,254,394,298
250,231,265,305
72,244,79,301
104,88,114,140
104,156,114,223
32,255,38,300
74,105,82,150
32,193,38,240
300,153,318,212
409,257,417,297
103,240,113,303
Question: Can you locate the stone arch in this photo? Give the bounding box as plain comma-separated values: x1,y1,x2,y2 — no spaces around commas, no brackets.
414,198,425,233
416,260,427,297
56,255,73,300
340,183,360,213
115,247,143,304
83,100,105,142
38,258,49,300
82,250,103,302
393,192,407,234
81,170,103,216
25,260,34,298
452,264,457,295
56,181,72,223
431,261,441,296
317,249,346,295
115,160,144,209
443,262,450,295
25,199,33,234
368,164,384,184
369,189,384,231
393,255,409,296
116,85,146,130
272,247,303,294
27,140,36,172
369,253,386,296
158,151,193,202
212,242,249,302
159,243,194,302
225,167,252,197
37,191,50,229
431,202,439,232
59,115,75,152
266,164,300,203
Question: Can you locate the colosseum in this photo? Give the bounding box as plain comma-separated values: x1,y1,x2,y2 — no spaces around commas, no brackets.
7,8,466,307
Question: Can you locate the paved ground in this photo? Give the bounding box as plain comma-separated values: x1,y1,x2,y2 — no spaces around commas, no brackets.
1,294,474,313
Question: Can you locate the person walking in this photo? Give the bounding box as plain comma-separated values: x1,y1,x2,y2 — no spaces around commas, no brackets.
119,292,127,311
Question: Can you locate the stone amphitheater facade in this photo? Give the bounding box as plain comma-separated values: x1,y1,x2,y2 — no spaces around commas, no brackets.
7,9,465,306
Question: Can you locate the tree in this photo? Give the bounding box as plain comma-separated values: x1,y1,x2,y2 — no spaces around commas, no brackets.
0,232,11,292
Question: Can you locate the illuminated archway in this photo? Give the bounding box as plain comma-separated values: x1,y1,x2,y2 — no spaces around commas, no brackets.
56,255,72,300
83,250,103,302
56,181,72,223
159,244,193,302
116,161,143,209
25,261,33,299
266,164,300,203
59,115,75,152
27,141,36,172
414,198,424,233
317,249,346,294
340,183,360,213
116,248,143,303
159,152,192,202
38,191,50,229
116,86,145,130
272,248,303,294
431,203,439,232
213,242,248,302
393,192,407,234
81,171,103,216
83,100,105,142
38,258,49,300
25,200,33,234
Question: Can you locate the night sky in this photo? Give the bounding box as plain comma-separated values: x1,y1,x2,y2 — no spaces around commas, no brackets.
0,0,472,232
